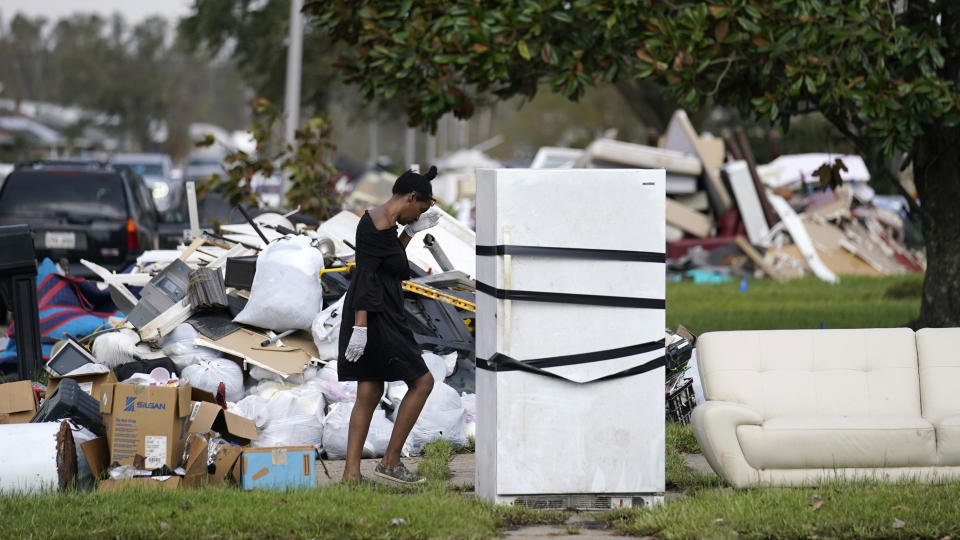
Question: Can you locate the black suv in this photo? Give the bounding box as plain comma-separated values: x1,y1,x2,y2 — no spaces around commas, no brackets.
0,160,159,275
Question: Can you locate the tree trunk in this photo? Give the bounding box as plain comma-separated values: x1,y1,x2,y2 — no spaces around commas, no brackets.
912,124,960,328
612,80,711,133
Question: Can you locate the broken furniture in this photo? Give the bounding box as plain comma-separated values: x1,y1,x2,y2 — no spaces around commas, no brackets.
693,327,960,487
0,224,42,380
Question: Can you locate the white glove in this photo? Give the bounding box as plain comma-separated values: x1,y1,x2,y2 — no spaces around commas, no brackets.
344,326,367,362
403,210,440,236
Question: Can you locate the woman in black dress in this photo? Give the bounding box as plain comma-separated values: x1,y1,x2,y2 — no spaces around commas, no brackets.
338,166,440,484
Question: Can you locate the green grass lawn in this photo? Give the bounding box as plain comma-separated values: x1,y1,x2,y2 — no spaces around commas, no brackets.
611,423,960,539
667,274,923,335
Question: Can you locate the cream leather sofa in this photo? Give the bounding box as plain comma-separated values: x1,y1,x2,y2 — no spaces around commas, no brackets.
692,327,960,487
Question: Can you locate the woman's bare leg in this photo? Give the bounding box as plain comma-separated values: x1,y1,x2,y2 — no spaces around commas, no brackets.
342,380,384,482
381,372,434,468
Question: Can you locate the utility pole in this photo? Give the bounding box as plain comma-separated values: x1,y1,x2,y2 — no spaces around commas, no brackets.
281,0,304,203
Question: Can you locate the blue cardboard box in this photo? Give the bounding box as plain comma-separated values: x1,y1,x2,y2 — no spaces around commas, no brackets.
241,446,315,491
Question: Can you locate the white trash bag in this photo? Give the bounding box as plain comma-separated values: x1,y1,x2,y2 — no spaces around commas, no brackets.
311,295,345,362
422,350,458,382
313,361,355,403
322,402,394,459
234,235,325,331
159,323,221,371
460,392,477,439
403,381,467,456
181,357,245,402
246,381,327,449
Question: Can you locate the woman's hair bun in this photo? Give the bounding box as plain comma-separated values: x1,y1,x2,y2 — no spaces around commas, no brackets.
424,165,437,181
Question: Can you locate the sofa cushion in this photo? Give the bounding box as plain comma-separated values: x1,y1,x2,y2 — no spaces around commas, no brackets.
935,415,960,465
737,415,937,469
916,328,960,424
698,328,921,419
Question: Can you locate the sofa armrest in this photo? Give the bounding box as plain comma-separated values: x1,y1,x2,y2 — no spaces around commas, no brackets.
692,401,763,487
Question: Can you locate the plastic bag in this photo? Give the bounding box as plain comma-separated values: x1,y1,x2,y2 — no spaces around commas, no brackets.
460,393,477,439
313,361,354,403
403,381,467,456
248,381,326,449
422,351,458,383
159,323,221,370
233,236,325,331
181,357,245,402
322,402,394,459
311,295,345,362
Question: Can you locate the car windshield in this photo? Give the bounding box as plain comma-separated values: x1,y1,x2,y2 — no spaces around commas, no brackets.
122,163,165,177
188,159,221,168
0,171,127,219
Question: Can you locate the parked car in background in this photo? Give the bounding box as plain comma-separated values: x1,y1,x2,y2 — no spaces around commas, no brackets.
183,153,224,182
0,160,158,275
109,153,180,215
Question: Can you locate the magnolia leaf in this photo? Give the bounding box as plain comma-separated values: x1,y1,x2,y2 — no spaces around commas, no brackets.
517,39,532,60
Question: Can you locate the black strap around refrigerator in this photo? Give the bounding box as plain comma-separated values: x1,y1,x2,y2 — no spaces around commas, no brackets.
475,242,665,382
476,352,666,383
474,280,665,309
476,244,665,263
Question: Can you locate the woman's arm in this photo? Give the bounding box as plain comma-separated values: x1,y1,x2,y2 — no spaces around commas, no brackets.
355,310,367,327
399,229,413,249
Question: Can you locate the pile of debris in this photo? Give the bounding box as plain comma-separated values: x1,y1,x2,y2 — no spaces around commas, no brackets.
538,110,924,283
0,207,479,493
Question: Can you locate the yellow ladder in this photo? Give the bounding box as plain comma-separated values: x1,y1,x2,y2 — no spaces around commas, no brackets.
319,265,476,312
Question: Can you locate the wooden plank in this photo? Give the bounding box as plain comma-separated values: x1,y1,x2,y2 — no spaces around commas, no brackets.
663,110,732,211
724,160,770,244
178,237,206,262
699,138,725,172
137,297,193,343
735,235,787,283
576,138,702,175
733,126,779,227
666,198,713,238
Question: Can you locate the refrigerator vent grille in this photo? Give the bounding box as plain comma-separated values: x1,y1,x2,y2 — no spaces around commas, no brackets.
510,494,663,511
511,495,611,511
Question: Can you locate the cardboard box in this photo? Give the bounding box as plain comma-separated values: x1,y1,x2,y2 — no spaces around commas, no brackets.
187,401,258,446
47,370,118,400
241,446,315,491
98,477,181,492
211,445,244,486
99,383,193,469
0,380,40,424
182,435,209,489
80,437,110,479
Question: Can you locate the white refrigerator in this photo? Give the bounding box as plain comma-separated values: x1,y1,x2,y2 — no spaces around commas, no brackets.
475,168,666,509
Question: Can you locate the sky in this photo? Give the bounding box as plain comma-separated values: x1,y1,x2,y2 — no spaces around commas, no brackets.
0,0,194,25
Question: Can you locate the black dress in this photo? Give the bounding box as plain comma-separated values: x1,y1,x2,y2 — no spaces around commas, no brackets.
337,211,428,382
